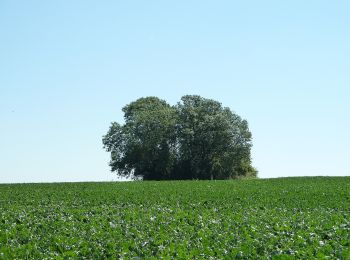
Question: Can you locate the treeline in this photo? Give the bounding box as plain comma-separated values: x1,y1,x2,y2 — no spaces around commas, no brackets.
103,95,257,180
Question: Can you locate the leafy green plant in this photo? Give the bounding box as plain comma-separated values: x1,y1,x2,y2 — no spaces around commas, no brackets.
0,177,349,258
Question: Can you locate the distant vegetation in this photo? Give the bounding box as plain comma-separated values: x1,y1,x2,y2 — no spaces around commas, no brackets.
1,177,350,258
103,95,256,180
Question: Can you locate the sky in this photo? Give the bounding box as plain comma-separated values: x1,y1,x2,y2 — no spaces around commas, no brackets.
1,0,349,183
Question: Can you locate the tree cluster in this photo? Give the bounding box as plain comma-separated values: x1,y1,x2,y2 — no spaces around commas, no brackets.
103,95,257,180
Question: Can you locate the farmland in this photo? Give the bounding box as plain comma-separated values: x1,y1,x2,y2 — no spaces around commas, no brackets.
1,177,350,258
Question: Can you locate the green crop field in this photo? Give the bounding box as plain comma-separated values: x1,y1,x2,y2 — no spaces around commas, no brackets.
1,177,350,259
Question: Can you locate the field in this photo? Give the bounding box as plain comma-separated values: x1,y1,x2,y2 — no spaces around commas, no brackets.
1,177,350,259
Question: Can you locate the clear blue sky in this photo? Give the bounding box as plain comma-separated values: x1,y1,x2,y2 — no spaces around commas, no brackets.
1,1,349,183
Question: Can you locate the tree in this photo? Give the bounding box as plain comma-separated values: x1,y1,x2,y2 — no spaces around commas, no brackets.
103,97,177,180
103,95,257,180
175,95,256,180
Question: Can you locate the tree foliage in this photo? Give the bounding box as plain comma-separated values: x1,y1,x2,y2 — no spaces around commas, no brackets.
103,95,257,180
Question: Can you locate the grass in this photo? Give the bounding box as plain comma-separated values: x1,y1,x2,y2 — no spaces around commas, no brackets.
1,177,350,258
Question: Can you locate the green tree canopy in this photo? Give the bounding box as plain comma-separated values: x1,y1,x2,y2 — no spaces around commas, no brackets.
103,95,257,180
